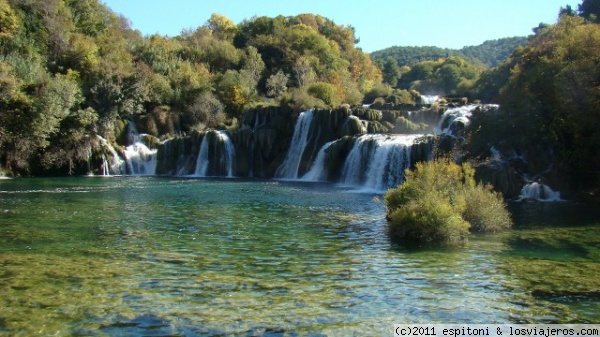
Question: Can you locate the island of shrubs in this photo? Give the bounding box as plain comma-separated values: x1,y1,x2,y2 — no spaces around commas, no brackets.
384,159,512,245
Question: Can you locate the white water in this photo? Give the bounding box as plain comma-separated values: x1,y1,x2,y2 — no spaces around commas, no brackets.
101,155,110,176
194,135,210,176
123,123,158,176
222,132,236,178
341,134,421,191
420,95,439,105
518,182,563,202
96,135,125,176
124,142,158,176
194,130,236,177
435,105,476,136
275,110,314,179
301,141,334,182
364,135,419,191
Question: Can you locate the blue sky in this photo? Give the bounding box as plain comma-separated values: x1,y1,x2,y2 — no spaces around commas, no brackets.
102,0,581,52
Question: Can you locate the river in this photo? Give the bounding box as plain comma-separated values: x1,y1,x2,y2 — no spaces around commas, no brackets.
0,177,598,336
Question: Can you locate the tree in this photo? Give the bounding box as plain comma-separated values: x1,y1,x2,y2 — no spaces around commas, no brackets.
184,91,225,130
471,15,600,191
0,0,19,39
579,0,600,22
206,13,238,41
293,55,316,88
307,82,339,106
239,46,265,94
266,70,289,98
382,57,400,87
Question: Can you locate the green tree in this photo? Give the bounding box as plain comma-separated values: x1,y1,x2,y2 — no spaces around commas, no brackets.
579,0,600,22
307,82,338,106
239,46,265,95
471,15,600,191
206,13,238,41
382,57,400,87
0,0,19,39
266,70,289,98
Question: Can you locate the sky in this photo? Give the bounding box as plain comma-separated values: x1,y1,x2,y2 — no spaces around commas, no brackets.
101,0,582,53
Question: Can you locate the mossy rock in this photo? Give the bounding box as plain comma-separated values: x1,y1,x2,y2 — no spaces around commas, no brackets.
367,121,389,134
352,108,382,121
339,116,365,137
325,136,356,181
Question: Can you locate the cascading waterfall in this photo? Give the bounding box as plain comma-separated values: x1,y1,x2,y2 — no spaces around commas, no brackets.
518,182,563,202
363,135,420,191
340,134,421,191
123,122,158,176
194,130,236,177
96,135,125,176
275,110,314,179
101,154,110,176
341,135,376,187
420,95,439,105
301,141,334,182
436,105,475,136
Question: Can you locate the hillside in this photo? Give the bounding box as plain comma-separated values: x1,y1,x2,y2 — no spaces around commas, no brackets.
0,0,381,176
370,37,528,67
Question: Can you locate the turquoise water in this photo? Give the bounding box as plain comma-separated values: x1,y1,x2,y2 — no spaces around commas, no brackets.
0,177,599,336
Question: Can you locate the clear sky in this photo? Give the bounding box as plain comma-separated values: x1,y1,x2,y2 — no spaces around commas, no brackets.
101,0,582,53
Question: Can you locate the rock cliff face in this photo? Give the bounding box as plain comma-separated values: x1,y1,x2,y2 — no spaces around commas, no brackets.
147,105,459,190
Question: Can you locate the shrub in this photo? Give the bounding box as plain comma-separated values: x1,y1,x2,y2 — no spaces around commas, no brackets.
388,192,470,244
307,82,339,107
384,159,512,245
280,87,327,112
462,184,512,232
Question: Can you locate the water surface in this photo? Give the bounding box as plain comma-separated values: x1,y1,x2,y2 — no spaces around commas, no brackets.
0,178,598,336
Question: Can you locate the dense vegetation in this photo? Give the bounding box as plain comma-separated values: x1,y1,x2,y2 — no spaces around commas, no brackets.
384,159,512,245
0,0,598,201
370,39,528,97
371,37,528,68
470,2,600,195
0,0,381,175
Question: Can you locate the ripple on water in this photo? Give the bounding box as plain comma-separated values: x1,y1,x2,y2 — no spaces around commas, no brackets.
0,178,599,335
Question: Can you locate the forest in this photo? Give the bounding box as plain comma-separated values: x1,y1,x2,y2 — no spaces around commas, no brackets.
0,0,380,176
0,0,598,198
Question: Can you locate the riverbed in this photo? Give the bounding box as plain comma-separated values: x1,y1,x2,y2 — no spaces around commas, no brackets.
0,177,598,336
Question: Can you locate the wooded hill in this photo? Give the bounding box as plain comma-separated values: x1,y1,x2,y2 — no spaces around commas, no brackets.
0,0,381,175
370,37,528,68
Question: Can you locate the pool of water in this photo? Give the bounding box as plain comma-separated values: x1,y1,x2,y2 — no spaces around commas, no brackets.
0,177,598,336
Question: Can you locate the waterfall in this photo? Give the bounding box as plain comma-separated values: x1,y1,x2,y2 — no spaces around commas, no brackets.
340,134,421,191
124,143,158,176
436,105,475,136
420,95,439,104
363,135,419,191
101,154,110,176
194,130,236,177
123,123,158,176
195,136,210,176
518,182,563,202
275,110,314,179
301,141,334,182
96,135,125,175
341,135,375,187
